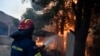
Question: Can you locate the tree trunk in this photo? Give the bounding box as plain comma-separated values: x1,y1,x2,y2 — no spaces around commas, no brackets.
74,0,83,32
74,0,93,56
60,16,66,34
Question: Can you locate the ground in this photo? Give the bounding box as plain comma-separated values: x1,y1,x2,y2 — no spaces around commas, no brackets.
0,37,12,56
0,45,10,56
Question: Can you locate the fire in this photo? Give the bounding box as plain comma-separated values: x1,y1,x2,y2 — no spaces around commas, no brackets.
48,43,55,49
73,0,78,4
59,10,63,15
36,37,44,47
35,0,76,55
64,0,72,8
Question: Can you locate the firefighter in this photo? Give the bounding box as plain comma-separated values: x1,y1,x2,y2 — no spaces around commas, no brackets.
10,19,42,56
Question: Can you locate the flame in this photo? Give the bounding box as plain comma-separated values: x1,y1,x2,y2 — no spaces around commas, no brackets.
65,1,71,8
59,10,63,15
73,0,78,4
36,37,44,47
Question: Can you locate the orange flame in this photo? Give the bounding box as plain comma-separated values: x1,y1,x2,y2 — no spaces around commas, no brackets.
36,37,44,47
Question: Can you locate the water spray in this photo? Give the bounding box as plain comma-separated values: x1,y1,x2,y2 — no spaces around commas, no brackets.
44,35,57,47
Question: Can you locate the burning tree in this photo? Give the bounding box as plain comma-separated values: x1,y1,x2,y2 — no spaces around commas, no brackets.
72,0,93,56
22,0,100,56
72,0,100,56
22,0,75,33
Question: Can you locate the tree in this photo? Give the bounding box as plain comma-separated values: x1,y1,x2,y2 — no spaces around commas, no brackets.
92,22,100,56
89,2,100,55
72,0,97,56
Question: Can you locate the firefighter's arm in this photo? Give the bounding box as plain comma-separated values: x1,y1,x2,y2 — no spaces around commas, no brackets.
27,42,42,56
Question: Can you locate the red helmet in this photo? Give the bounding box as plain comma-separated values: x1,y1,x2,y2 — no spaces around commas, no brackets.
18,19,34,30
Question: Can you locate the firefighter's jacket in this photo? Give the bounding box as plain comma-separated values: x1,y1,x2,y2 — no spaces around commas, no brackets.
10,30,41,56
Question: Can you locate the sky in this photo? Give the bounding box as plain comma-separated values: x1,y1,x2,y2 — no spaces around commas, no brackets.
0,0,32,20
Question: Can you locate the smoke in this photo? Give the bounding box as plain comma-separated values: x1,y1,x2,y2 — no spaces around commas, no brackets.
32,2,43,11
22,0,58,30
31,0,57,15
